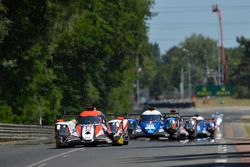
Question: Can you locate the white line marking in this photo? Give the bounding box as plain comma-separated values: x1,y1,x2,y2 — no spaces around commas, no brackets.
215,159,227,163
26,148,86,167
37,163,46,167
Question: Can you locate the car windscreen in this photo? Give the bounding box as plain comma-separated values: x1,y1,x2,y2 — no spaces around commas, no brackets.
197,120,206,126
128,121,137,129
108,122,119,133
141,115,161,122
77,116,101,124
165,117,177,128
56,124,70,136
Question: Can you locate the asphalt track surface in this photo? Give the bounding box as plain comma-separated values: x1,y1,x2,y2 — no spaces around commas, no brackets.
1,107,250,167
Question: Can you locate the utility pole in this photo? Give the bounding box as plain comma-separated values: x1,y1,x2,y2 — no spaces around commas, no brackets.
182,48,192,99
136,56,140,103
212,4,227,84
188,53,191,98
217,43,221,85
35,95,42,125
180,67,184,99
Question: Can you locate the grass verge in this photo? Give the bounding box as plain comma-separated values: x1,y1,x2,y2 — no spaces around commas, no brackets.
195,97,250,108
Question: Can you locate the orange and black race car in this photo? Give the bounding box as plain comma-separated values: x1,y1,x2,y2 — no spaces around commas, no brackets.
76,107,112,146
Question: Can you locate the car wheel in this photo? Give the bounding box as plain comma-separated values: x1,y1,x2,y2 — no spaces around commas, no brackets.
56,141,62,148
123,140,129,145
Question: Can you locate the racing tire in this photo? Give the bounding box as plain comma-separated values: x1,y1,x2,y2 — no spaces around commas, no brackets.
168,136,174,142
112,142,123,146
210,132,215,139
56,141,63,148
84,143,97,147
123,140,129,145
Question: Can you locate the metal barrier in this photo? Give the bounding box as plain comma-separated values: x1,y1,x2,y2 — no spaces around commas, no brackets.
0,123,54,144
144,101,195,109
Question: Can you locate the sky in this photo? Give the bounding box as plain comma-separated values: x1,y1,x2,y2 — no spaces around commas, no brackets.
147,0,250,54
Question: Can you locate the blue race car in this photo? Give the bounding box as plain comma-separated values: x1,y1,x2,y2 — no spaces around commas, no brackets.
127,118,138,139
134,107,167,139
193,115,214,139
163,110,182,140
195,119,210,138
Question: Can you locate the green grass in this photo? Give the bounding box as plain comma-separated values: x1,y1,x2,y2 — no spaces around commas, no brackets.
195,97,250,108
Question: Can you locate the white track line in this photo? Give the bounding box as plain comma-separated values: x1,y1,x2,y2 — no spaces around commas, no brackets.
215,130,227,165
26,148,86,167
37,164,46,167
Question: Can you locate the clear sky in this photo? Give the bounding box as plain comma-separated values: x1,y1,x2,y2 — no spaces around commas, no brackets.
147,0,250,54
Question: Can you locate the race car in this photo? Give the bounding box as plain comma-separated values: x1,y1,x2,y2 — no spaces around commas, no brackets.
195,117,210,138
127,118,138,139
211,112,223,128
184,116,196,138
55,119,81,148
163,110,182,140
77,107,112,146
134,107,167,139
206,118,216,137
185,114,214,139
107,117,129,145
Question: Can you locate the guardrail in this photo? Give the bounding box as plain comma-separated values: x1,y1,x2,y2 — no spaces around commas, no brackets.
144,101,195,108
0,123,54,144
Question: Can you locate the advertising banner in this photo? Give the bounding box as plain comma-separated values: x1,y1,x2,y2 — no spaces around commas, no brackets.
195,85,232,97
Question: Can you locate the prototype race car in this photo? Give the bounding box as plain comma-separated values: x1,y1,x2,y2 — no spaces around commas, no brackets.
211,112,223,128
134,107,167,139
55,119,81,148
184,116,196,138
195,118,210,138
185,114,214,139
206,118,216,137
163,110,181,140
55,107,112,147
77,107,112,146
107,117,129,145
163,110,189,140
127,118,138,139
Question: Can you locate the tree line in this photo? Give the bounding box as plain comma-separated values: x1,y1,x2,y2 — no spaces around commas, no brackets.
0,0,155,124
1,0,249,125
146,34,250,100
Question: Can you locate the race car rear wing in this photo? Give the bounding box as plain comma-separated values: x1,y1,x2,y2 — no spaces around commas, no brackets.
106,113,140,120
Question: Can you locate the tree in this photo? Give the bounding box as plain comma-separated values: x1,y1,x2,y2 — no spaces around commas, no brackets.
0,1,10,43
149,34,217,98
231,37,250,98
0,0,155,123
0,0,61,124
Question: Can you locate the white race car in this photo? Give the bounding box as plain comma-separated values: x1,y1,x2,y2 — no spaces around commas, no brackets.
55,119,81,148
107,117,129,145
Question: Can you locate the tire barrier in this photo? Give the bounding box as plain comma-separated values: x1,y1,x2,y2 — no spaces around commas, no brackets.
0,123,54,144
144,101,195,109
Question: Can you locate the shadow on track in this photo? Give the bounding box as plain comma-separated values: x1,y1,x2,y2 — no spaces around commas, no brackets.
172,162,250,167
121,142,250,150
123,151,250,162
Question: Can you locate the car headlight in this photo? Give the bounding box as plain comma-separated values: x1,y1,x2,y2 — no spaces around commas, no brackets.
136,129,142,132
159,128,164,132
